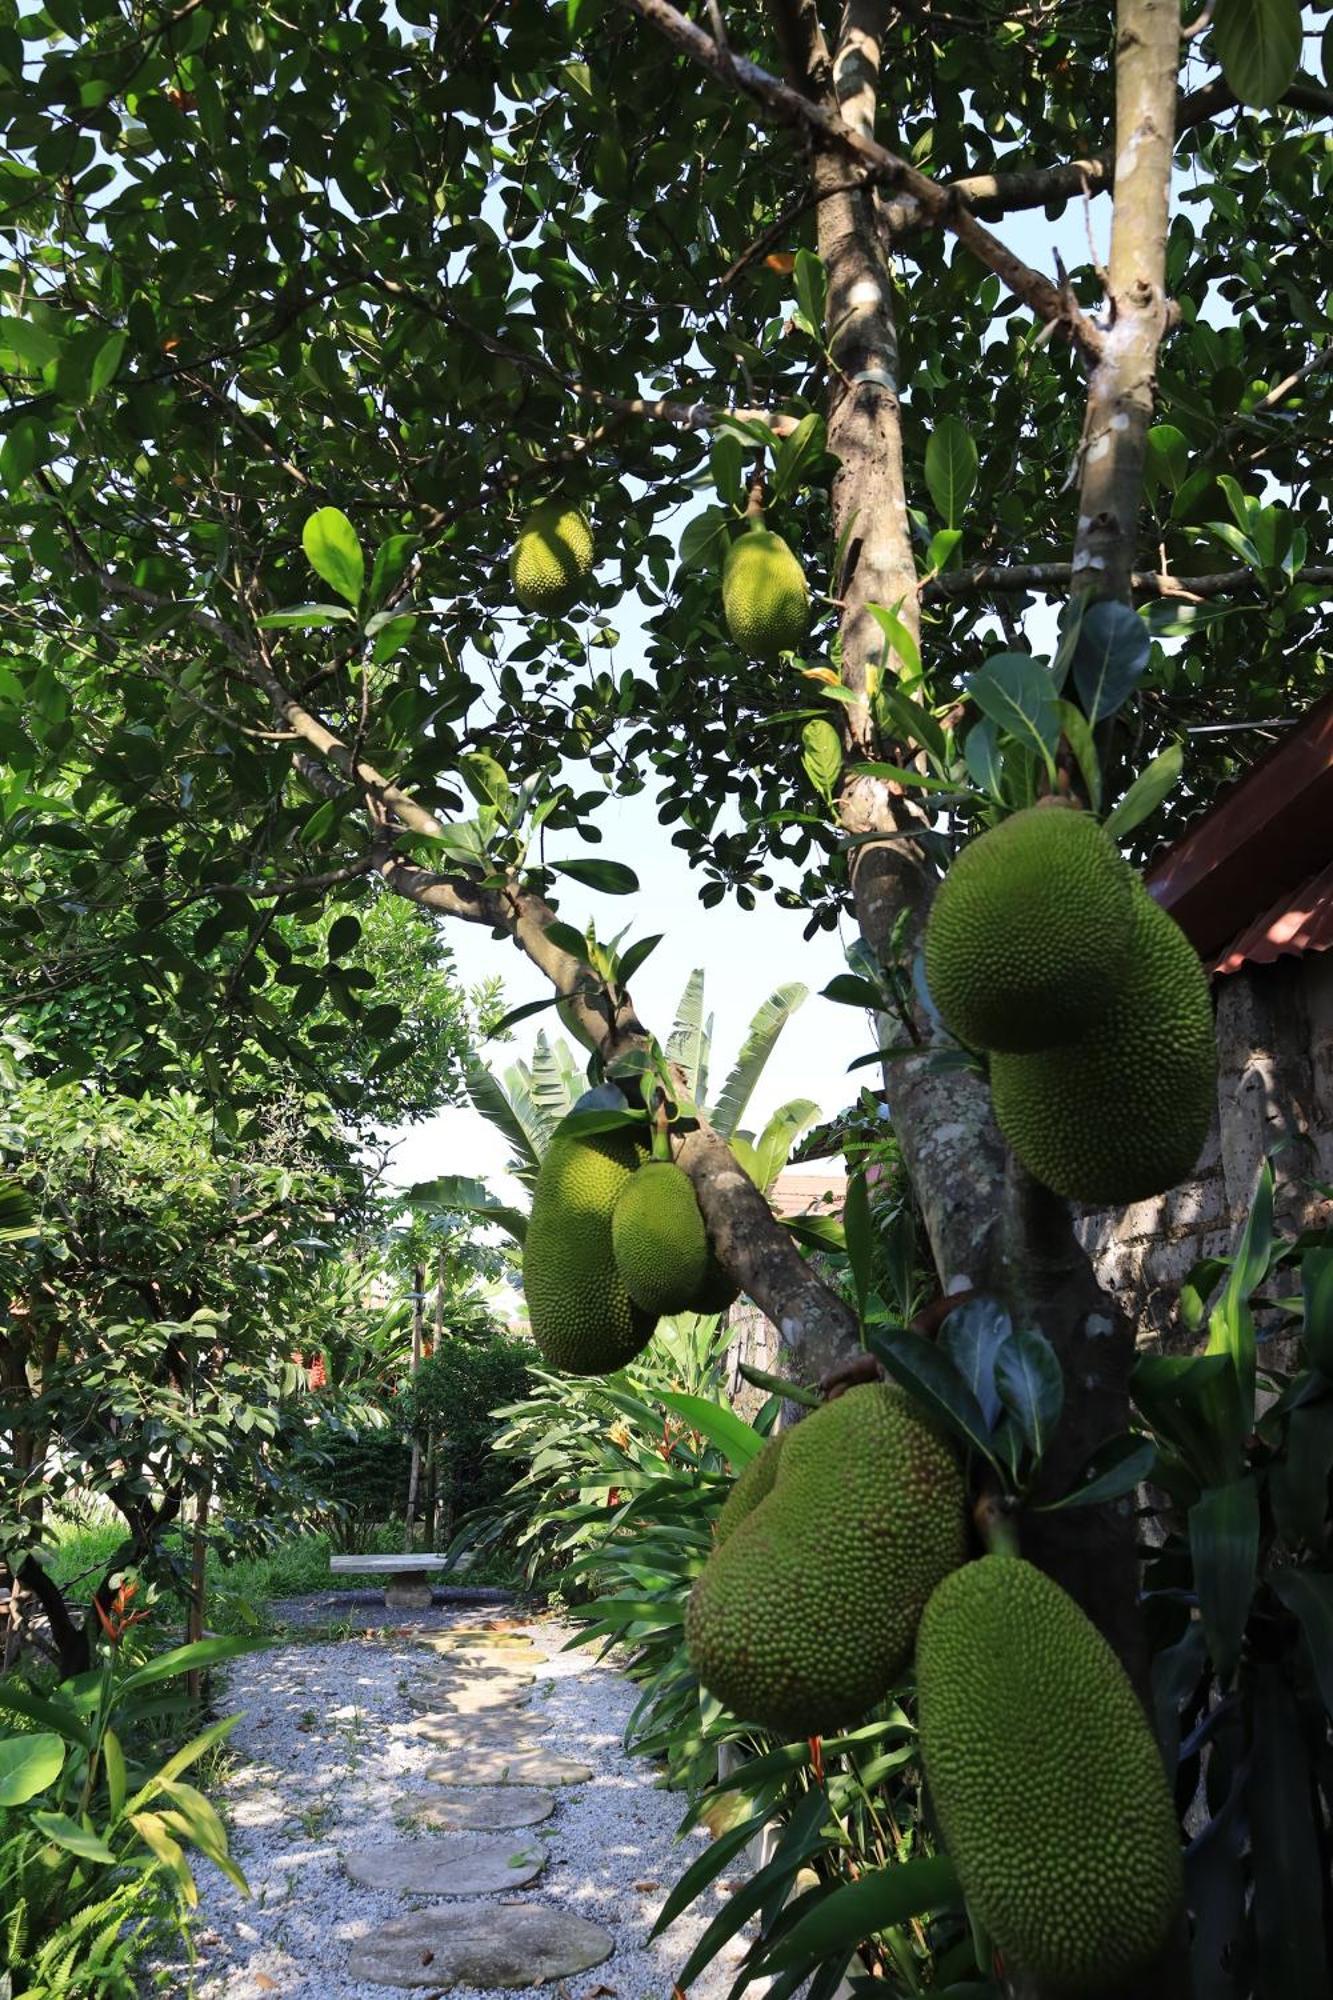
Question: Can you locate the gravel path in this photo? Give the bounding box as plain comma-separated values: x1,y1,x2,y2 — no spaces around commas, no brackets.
176,1607,750,1999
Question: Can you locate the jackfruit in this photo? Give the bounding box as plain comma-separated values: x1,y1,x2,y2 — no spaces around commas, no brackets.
523,1123,655,1373
611,1161,709,1315
722,527,810,659
924,804,1137,1052
686,1384,965,1736
688,1251,740,1316
916,1555,1182,1992
713,1432,783,1549
989,887,1215,1203
509,503,594,614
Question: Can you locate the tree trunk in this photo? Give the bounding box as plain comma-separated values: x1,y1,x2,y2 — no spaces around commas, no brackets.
404,1261,425,1550
185,1479,211,1705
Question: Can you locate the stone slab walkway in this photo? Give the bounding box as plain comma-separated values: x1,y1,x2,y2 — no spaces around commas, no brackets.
181,1608,753,2000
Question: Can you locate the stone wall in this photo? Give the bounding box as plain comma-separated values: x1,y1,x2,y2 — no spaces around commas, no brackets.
1080,952,1333,1350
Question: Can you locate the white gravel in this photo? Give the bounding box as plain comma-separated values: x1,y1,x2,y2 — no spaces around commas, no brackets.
174,1609,753,2000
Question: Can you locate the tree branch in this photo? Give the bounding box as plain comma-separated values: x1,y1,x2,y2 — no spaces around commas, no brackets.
615,0,1104,359
924,561,1333,602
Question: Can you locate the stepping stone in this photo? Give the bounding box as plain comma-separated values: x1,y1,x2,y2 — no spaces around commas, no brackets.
407,1711,554,1748
392,1786,555,1832
341,1833,547,1896
409,1682,534,1715
425,1747,593,1787
443,1629,534,1647
347,1903,613,1989
406,1694,550,1730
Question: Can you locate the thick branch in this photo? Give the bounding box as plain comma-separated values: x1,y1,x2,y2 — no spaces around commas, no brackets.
616,0,1103,359
925,561,1333,602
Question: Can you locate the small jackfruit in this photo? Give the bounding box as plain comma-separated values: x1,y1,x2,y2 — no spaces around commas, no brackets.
924,804,1137,1052
722,527,810,659
989,887,1215,1203
611,1161,709,1315
916,1555,1182,1992
509,503,594,614
523,1122,655,1373
686,1385,965,1737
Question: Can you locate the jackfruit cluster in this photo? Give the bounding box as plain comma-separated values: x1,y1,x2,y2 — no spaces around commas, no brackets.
722,526,810,659
509,502,594,615
686,1384,965,1737
916,1555,1182,1992
925,804,1215,1204
523,1121,655,1374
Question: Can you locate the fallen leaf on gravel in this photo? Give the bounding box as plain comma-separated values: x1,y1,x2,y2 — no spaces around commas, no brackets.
633,1880,659,1892
253,1977,280,1993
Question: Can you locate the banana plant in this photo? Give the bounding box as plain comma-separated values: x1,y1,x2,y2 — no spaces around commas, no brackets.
404,971,821,1240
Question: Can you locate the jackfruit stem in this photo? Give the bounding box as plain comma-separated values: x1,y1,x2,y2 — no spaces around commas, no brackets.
974,1491,1021,1558
650,1095,672,1164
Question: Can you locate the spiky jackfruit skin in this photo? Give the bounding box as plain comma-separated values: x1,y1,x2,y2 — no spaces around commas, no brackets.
722,528,810,659
524,1126,655,1373
611,1161,709,1315
990,888,1216,1203
686,1385,965,1737
688,1252,740,1315
509,503,594,614
924,805,1137,1053
917,1556,1182,1993
713,1433,783,1550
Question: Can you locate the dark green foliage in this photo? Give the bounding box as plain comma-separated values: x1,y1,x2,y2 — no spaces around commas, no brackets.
400,1335,534,1518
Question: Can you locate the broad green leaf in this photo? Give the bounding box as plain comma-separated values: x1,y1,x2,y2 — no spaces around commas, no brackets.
678,503,731,572
1270,1568,1333,1720
821,973,884,1010
257,603,355,630
1144,423,1189,494
1206,1159,1271,1424
463,1061,541,1170
667,968,709,1103
1070,599,1149,725
1301,1247,1333,1374
793,249,826,335
801,717,843,802
116,1632,265,1695
1248,1665,1330,1998
1054,698,1102,814
924,416,978,529
963,716,1003,796
1132,1351,1245,1486
1188,1477,1259,1684
401,1172,529,1244
89,331,127,397
940,1295,1011,1428
708,982,807,1139
869,1328,1000,1466
1036,1432,1157,1510
873,674,947,768
103,1726,126,1820
1213,0,1301,108
759,1856,961,1974
994,1324,1065,1463
1269,1400,1333,1550
771,412,827,505
301,507,364,605
752,1098,819,1193
865,603,923,684
552,857,639,894
844,1170,873,1320
30,1810,116,1863
0,1732,64,1806
615,933,662,987
656,1392,764,1469
0,315,61,368
1102,743,1184,839
966,653,1060,777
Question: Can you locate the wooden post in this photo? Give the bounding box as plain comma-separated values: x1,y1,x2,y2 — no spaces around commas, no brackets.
404,1262,425,1551
185,1479,210,1705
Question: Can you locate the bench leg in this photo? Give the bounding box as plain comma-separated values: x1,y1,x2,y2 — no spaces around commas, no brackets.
385,1574,432,1611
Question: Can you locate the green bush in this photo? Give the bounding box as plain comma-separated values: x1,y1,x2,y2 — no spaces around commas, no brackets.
399,1334,534,1526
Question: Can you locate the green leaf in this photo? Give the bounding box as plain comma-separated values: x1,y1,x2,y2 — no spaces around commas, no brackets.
0,1732,64,1806
1206,1159,1271,1424
993,1327,1063,1462
939,1296,1010,1428
301,507,364,605
459,752,511,815
677,504,731,572
865,603,923,684
656,1392,764,1469
0,315,61,368
962,717,1003,797
1132,1352,1245,1486
1036,1432,1157,1510
30,1810,116,1863
770,412,827,505
102,1726,126,1821
849,762,974,797
801,718,843,802
708,982,807,1139
1054,698,1102,814
89,331,127,397
758,1856,961,1974
1070,598,1150,725
1213,0,1301,108
463,1061,541,1170
257,603,356,630
821,974,884,1010
752,1098,819,1194
400,1173,529,1246
844,1170,873,1320
869,1328,1000,1467
1248,1664,1331,1998
667,968,710,1103
873,674,947,769
1270,1400,1333,1550
116,1633,265,1696
793,249,826,335
1102,742,1184,839
1301,1247,1333,1374
1188,1477,1259,1684
966,653,1060,777
1270,1568,1333,1720
552,857,639,894
924,416,978,529
488,994,564,1036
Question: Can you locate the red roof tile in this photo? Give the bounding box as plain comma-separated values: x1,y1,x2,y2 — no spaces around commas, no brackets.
1209,860,1333,974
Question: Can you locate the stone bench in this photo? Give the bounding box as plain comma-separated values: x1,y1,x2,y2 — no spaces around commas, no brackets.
329,1554,453,1611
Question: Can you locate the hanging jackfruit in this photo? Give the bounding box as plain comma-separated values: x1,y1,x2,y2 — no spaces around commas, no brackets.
916,1555,1182,1993
611,1160,709,1315
686,1385,965,1736
523,1121,654,1373
722,527,810,659
924,803,1137,1053
989,887,1215,1203
509,503,594,614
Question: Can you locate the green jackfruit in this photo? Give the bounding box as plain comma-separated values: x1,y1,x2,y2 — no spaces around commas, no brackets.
713,1431,783,1549
686,1385,965,1736
688,1251,740,1316
611,1161,709,1315
924,805,1137,1052
509,503,594,614
722,528,810,659
523,1123,654,1373
917,1555,1182,1993
990,888,1215,1203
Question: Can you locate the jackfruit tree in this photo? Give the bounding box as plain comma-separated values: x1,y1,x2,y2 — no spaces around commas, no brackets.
1,0,1330,1992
